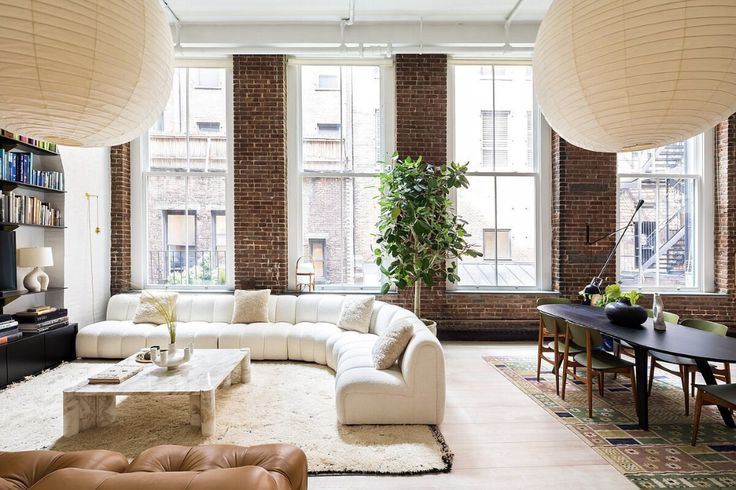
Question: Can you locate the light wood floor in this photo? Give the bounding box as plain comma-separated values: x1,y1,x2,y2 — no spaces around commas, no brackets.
310,341,634,489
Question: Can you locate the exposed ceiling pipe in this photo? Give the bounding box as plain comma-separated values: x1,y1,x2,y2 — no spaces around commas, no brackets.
345,0,355,26
504,0,524,47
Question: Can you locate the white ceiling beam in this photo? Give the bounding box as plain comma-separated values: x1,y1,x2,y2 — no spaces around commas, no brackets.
175,21,540,56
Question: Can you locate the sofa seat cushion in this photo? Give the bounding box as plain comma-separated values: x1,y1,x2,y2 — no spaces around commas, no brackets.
76,321,158,359
146,322,229,350
217,323,291,360
287,323,344,365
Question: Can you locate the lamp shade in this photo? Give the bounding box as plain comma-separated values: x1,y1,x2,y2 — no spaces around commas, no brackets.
17,247,54,268
0,0,173,147
533,0,736,153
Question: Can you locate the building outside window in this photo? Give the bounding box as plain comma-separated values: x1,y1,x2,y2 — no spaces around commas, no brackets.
144,67,229,287
617,133,711,291
453,64,539,289
291,63,389,290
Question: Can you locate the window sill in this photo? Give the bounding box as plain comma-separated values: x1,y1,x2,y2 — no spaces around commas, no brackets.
293,289,383,295
447,289,559,295
635,291,728,297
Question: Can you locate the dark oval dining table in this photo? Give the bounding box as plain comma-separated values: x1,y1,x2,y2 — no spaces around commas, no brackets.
537,303,736,430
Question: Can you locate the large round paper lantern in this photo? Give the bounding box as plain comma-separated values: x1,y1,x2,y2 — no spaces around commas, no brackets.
0,0,173,147
533,0,736,153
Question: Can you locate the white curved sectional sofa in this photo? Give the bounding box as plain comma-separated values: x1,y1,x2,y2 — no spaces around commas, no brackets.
76,293,446,425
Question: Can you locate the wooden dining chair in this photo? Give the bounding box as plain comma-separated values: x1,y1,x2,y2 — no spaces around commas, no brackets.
536,298,580,395
561,321,638,418
691,383,736,445
648,319,731,416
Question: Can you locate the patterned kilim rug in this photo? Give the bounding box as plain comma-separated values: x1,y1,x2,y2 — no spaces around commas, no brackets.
484,355,736,489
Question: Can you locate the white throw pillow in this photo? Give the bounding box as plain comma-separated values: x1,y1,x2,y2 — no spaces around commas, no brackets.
231,289,271,324
337,295,375,333
372,320,414,370
132,291,179,324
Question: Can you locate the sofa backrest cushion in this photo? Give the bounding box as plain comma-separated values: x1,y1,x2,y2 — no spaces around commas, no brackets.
106,293,420,335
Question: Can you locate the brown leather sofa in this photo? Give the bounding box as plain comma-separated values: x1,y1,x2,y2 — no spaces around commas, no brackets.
0,444,307,490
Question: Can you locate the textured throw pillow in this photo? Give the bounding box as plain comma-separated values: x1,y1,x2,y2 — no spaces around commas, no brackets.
372,320,414,370
337,295,375,333
231,289,271,324
132,291,179,324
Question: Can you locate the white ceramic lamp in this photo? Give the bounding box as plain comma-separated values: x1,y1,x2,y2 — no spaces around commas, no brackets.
17,247,53,292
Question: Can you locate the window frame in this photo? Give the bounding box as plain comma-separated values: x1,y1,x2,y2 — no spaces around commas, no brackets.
286,58,396,292
131,59,234,291
447,59,552,292
615,130,714,293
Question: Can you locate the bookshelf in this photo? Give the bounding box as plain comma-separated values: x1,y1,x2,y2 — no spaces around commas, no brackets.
0,130,66,315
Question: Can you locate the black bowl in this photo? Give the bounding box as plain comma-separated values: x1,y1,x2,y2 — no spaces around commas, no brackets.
604,302,648,327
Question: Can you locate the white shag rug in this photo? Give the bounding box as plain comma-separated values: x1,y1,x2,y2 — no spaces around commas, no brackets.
0,361,452,475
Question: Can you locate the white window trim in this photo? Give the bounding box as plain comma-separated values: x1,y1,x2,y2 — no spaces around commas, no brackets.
447,59,552,292
131,60,235,291
615,130,714,293
286,59,396,292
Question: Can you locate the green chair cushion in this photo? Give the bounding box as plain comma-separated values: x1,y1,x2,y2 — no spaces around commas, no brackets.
650,350,697,366
573,350,635,370
547,339,584,354
697,383,736,404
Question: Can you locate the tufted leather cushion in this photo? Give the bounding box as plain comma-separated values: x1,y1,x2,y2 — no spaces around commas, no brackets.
0,444,307,490
0,449,128,490
127,444,307,490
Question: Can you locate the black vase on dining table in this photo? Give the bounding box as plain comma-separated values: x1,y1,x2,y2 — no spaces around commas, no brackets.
604,298,648,327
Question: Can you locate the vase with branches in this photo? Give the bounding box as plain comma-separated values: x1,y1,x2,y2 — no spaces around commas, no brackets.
374,154,481,324
143,291,177,350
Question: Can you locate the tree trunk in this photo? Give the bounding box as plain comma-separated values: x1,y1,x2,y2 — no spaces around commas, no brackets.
413,282,421,319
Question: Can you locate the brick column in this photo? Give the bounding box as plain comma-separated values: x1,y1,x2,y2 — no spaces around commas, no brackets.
714,114,736,293
395,54,448,164
552,133,618,299
110,143,131,295
232,55,289,292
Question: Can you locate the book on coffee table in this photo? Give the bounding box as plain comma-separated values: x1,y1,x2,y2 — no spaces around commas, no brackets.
88,365,144,384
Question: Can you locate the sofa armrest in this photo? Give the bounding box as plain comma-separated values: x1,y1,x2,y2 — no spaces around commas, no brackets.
400,325,446,423
127,444,307,490
0,450,127,490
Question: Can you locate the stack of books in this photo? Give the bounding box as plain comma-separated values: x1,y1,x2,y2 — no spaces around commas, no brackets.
0,129,58,153
0,148,65,191
0,190,63,226
0,314,21,344
13,307,68,334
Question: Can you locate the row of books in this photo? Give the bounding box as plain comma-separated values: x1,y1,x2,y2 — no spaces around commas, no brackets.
0,190,63,226
14,307,68,334
0,148,65,191
0,129,58,153
0,315,21,344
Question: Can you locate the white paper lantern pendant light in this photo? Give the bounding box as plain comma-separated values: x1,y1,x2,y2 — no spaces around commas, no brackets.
0,0,174,148
533,0,736,153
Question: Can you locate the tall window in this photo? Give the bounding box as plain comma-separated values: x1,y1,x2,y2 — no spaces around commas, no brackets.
291,64,387,290
453,64,539,289
144,67,229,287
617,133,709,290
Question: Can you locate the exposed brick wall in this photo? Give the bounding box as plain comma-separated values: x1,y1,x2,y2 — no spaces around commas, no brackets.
552,133,618,298
106,52,736,337
232,55,289,292
109,143,131,295
395,54,447,165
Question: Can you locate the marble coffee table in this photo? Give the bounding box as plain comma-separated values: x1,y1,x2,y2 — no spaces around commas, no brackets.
63,348,251,437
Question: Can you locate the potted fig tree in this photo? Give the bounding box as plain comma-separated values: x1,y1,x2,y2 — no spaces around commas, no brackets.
374,154,481,334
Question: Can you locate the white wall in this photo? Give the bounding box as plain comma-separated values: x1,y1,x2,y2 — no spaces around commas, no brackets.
59,146,111,327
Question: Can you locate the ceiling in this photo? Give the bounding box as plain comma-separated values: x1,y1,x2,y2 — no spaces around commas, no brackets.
164,0,554,24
